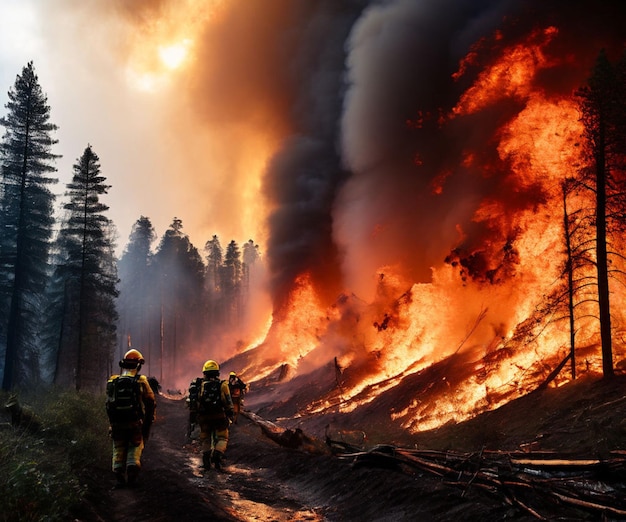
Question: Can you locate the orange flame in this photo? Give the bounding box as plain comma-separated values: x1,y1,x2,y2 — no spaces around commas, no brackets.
250,20,626,432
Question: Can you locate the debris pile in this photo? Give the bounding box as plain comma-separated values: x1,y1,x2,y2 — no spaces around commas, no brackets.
334,443,626,520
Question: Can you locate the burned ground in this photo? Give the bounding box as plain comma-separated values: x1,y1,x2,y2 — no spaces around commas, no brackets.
80,374,626,521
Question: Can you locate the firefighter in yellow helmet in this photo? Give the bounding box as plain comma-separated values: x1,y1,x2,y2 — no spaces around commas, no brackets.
187,360,234,471
105,349,156,487
227,371,247,424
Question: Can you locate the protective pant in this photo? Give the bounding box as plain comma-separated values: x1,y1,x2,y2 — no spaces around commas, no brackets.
197,415,229,455
111,423,144,473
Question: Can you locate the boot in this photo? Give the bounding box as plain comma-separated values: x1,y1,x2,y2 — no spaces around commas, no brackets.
211,450,224,472
126,465,139,487
114,470,126,489
202,451,212,469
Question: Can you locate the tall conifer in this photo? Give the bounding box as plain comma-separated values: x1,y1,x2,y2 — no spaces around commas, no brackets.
54,145,118,390
0,62,59,390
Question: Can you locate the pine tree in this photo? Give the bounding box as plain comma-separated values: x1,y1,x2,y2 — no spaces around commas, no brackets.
221,240,242,324
576,49,626,378
153,218,204,381
0,62,59,390
204,234,223,325
241,238,261,309
204,235,223,293
117,216,156,373
54,145,118,390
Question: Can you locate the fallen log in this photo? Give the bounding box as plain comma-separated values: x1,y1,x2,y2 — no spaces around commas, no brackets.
510,457,601,468
243,411,330,454
244,411,626,519
550,491,626,518
506,493,547,521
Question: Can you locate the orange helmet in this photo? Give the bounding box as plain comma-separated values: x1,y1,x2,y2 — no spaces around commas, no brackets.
124,349,145,364
120,349,145,368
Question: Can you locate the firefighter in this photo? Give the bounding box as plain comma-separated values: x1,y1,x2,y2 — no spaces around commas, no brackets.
227,371,247,423
106,349,156,488
190,360,234,471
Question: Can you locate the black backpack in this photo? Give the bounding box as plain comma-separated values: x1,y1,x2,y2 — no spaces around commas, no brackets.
106,374,143,423
188,377,201,411
197,379,223,414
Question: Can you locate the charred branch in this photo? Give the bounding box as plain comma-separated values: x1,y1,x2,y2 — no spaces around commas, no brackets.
334,444,626,519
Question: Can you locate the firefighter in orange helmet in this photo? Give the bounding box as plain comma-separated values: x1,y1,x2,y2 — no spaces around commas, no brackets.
188,360,234,471
105,349,156,487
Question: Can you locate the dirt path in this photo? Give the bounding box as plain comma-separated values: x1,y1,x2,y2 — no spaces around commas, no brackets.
97,396,329,521
85,395,526,522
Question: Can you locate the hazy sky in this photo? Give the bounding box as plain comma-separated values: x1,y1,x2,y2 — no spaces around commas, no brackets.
0,0,267,256
2,0,626,310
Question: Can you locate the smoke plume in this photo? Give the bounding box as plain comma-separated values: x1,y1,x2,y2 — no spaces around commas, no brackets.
34,1,626,406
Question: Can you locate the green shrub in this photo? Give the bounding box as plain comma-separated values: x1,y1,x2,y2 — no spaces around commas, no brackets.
37,388,110,468
0,388,110,521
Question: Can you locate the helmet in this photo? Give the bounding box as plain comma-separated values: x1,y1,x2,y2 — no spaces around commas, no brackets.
202,360,219,373
229,372,236,377
120,348,145,369
124,349,145,364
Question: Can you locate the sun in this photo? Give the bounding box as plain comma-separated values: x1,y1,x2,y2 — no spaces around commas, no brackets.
158,39,191,70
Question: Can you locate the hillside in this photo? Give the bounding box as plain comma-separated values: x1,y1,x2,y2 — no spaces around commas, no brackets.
78,373,626,521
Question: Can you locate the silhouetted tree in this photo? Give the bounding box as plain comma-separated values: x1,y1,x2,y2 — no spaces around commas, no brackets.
205,235,223,292
117,216,157,373
53,145,118,390
576,49,626,378
204,234,223,324
242,238,260,294
153,218,204,381
0,62,59,390
221,240,242,324
558,178,597,379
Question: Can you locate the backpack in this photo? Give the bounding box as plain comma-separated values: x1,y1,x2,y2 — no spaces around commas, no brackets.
106,374,143,423
197,379,223,414
188,377,202,411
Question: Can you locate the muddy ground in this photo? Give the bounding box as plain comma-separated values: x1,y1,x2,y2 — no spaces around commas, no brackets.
80,397,525,521
79,375,626,521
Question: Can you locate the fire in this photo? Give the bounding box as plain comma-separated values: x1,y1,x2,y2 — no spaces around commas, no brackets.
91,1,626,436
453,27,559,116
244,273,330,382
248,14,626,433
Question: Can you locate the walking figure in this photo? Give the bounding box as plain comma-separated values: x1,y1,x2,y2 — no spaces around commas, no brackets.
106,349,156,487
187,360,234,471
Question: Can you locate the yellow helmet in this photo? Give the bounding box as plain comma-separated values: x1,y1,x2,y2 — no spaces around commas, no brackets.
229,371,236,377
202,360,219,373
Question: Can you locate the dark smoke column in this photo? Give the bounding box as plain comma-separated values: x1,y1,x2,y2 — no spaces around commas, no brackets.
261,1,368,314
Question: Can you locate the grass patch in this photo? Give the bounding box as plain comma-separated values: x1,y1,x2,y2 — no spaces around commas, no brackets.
0,387,110,522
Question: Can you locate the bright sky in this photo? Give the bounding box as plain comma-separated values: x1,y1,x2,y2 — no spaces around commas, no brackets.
0,0,267,256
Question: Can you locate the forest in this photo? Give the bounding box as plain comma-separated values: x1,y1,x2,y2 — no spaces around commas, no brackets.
0,62,261,393
4,3,626,520
2,43,626,403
